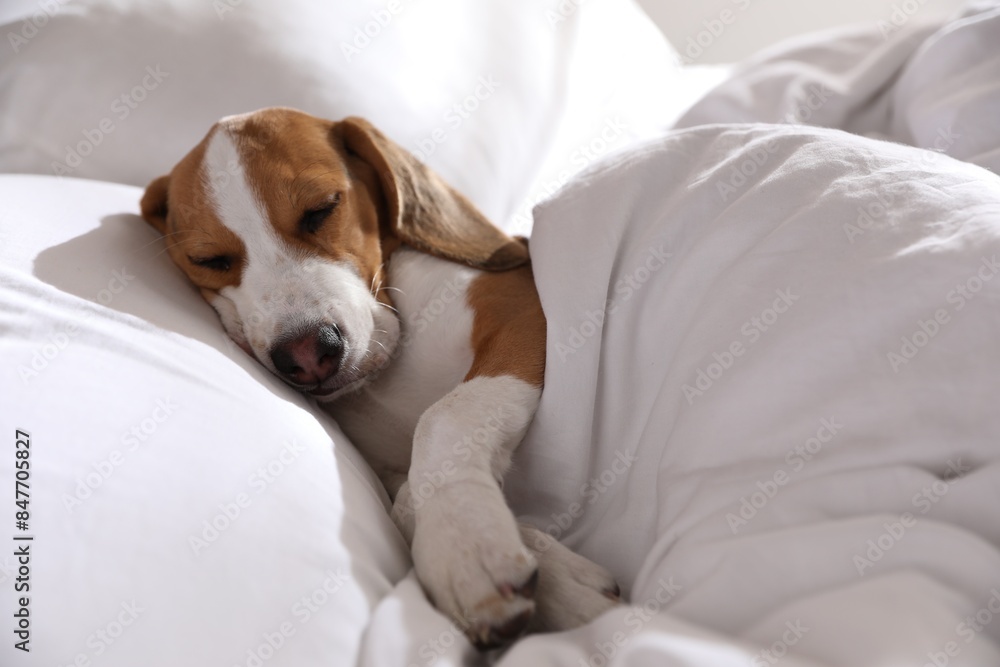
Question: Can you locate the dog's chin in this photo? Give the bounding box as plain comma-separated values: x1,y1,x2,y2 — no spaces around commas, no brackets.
307,376,367,403
303,371,366,402
303,338,398,403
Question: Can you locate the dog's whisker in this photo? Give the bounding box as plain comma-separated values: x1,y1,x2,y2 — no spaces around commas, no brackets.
133,109,588,646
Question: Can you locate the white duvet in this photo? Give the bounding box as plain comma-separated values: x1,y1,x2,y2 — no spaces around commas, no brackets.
364,5,1000,666
505,123,1000,666
4,3,1000,667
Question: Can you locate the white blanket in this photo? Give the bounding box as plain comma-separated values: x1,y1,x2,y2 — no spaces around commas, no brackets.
5,4,1000,666
510,123,1000,666
675,3,1000,175
363,5,1000,666
504,5,1000,666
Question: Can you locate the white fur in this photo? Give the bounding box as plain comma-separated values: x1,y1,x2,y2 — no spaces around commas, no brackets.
201,128,398,395
330,248,477,491
400,375,543,639
197,127,619,643
409,375,540,485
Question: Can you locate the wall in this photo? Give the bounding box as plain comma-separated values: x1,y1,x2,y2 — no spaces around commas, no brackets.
636,0,970,63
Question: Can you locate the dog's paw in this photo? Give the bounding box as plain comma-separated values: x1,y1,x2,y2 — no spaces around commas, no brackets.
519,524,622,632
411,482,539,649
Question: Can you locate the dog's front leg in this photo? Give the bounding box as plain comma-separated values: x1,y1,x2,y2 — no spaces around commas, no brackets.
396,374,541,649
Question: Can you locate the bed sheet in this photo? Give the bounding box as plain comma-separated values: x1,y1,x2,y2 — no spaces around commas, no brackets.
0,175,411,667
0,51,729,667
358,4,1000,665
7,3,1000,665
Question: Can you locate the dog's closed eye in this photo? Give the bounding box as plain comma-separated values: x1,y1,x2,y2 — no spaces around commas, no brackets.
300,193,341,235
190,254,234,272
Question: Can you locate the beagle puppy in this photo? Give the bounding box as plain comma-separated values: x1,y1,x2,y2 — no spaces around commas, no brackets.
139,107,619,648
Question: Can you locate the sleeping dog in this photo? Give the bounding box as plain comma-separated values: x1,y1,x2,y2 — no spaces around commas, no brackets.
139,107,619,648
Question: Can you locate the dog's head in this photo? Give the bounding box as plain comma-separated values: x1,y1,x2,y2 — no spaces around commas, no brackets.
140,107,527,400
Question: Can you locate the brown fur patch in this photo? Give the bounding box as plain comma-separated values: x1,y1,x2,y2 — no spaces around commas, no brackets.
336,116,529,272
465,263,546,387
229,110,387,292
145,129,246,292
138,108,528,319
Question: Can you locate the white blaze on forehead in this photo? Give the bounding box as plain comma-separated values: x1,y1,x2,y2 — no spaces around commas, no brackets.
202,128,283,267
200,126,385,370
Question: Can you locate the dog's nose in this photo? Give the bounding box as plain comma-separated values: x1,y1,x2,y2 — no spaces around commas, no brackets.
269,325,344,386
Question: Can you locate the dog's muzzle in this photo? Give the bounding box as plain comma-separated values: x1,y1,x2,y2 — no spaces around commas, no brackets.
269,323,345,388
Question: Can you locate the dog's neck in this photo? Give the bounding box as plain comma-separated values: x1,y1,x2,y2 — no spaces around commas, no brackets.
324,246,481,495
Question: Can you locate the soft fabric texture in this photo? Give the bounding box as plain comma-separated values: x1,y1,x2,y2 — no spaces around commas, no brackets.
0,0,684,232
505,123,1000,666
675,2,1000,174
4,2,1000,666
0,175,411,667
369,6,1000,665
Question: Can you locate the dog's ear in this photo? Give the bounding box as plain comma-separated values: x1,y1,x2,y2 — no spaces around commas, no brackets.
337,116,528,271
140,174,171,234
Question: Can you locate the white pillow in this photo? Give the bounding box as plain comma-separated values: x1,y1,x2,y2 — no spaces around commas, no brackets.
0,0,683,230
0,174,410,666
508,2,729,235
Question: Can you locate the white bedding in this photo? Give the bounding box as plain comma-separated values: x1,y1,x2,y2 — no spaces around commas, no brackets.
0,0,693,234
0,176,412,666
362,4,1000,666
499,4,1000,666
3,2,1000,666
674,3,1000,174
507,123,1000,666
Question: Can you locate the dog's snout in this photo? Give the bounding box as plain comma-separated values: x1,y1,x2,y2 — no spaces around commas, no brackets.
269,324,344,386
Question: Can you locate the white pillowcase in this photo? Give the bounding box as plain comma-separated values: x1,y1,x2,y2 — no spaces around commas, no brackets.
0,174,412,667
0,0,682,231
